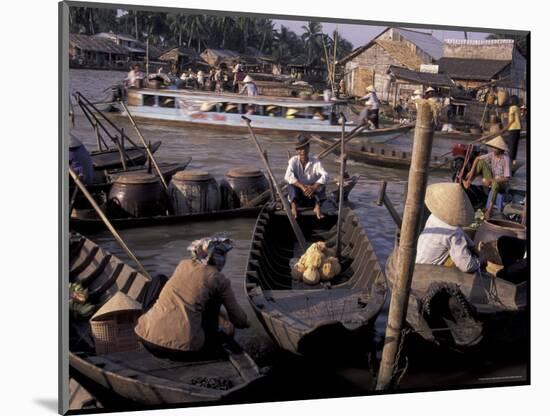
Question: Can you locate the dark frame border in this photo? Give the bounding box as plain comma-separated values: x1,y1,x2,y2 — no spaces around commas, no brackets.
59,1,530,414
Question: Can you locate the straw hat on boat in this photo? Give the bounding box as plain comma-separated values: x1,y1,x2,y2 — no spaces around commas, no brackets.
366,85,376,93
425,183,474,227
266,105,278,112
225,103,238,112
425,87,435,93
200,102,217,112
485,135,509,152
413,89,422,96
286,108,299,116
91,292,142,321
243,75,254,83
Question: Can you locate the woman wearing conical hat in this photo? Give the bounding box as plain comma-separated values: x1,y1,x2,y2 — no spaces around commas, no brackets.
239,75,258,97
358,85,380,129
462,135,511,218
416,183,482,273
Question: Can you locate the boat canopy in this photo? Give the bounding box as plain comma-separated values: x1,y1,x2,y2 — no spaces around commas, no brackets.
135,88,343,109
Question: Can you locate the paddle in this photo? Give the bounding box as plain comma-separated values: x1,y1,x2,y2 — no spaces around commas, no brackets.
242,116,307,253
69,167,152,280
119,101,169,192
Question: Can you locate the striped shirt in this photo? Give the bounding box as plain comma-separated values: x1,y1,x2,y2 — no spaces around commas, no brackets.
480,152,511,178
285,155,329,186
416,214,480,273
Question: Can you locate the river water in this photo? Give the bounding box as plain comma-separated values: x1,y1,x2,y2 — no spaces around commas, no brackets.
68,69,528,406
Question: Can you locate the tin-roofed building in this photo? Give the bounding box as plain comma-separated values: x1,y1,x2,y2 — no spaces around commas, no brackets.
338,27,443,100
69,34,129,67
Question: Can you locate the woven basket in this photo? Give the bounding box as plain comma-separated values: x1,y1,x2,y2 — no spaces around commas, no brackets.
91,312,142,355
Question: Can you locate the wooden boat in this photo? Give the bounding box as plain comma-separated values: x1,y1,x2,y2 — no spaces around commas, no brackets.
70,206,264,234
310,135,451,171
69,234,264,405
121,88,412,137
90,140,162,170
245,205,387,356
69,175,359,234
385,248,527,349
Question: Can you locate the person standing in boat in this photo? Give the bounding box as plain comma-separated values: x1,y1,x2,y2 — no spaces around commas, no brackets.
503,95,522,167
285,135,329,220
416,183,483,273
125,64,143,89
359,85,380,129
233,64,246,93
239,75,258,97
462,136,511,218
135,235,250,359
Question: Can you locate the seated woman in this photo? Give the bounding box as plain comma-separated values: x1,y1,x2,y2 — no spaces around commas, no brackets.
134,235,249,359
416,183,483,273
462,136,511,218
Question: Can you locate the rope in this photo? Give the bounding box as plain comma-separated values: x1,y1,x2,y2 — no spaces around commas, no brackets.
390,327,411,388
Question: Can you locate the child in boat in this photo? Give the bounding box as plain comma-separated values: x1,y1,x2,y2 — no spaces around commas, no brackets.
135,235,249,359
284,135,329,220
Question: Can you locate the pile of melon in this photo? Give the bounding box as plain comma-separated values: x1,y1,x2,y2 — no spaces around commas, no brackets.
291,241,342,285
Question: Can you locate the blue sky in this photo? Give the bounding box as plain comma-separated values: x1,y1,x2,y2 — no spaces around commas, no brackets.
274,19,490,49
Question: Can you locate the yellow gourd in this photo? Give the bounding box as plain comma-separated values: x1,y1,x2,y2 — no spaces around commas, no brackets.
303,267,320,285
291,263,305,280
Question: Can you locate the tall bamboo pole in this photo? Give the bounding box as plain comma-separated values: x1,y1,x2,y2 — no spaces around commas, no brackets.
376,100,435,390
336,113,346,258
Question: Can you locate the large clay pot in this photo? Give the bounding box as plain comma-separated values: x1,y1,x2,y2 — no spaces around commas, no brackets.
108,173,166,218
169,171,221,215
220,167,269,209
473,219,527,247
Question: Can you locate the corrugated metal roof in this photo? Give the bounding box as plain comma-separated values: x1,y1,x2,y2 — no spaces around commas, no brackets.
69,34,129,55
438,57,510,80
388,65,455,87
394,28,444,60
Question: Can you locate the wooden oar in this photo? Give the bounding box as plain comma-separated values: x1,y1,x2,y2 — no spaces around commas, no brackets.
119,101,169,192
69,167,152,281
242,116,307,253
336,113,346,258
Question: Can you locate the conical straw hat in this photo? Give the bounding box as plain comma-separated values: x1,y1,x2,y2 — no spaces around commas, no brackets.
243,75,254,83
366,85,375,93
91,292,142,321
485,135,509,152
225,103,238,112
200,102,217,112
425,183,474,227
286,108,299,116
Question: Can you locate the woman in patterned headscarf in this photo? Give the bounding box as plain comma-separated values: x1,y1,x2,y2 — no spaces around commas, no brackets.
135,235,249,359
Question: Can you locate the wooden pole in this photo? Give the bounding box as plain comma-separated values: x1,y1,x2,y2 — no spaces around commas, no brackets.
119,101,169,191
376,100,435,391
376,181,403,228
263,150,277,202
242,116,307,253
69,167,152,281
336,113,346,258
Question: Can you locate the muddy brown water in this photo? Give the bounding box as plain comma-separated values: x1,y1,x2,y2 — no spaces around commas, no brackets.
68,69,528,408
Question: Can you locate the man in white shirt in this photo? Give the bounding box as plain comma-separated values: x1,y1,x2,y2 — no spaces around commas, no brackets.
359,85,380,129
284,135,329,220
125,64,142,89
416,183,482,273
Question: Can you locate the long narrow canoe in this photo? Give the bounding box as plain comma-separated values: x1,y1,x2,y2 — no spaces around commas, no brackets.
385,248,527,349
90,140,162,170
69,176,359,234
310,135,452,171
69,234,263,405
245,206,387,356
